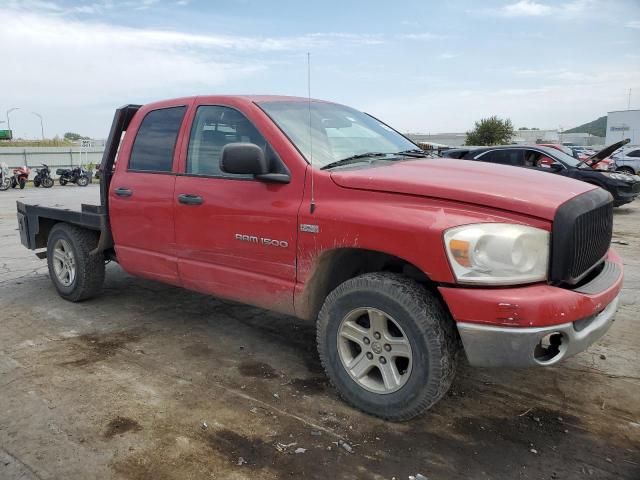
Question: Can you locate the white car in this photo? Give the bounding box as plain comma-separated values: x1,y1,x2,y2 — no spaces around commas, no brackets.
612,145,640,175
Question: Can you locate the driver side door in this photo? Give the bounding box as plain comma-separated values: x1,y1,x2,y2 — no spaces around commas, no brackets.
173,104,304,315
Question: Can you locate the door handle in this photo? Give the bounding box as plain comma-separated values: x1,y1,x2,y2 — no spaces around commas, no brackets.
115,187,133,197
178,193,203,205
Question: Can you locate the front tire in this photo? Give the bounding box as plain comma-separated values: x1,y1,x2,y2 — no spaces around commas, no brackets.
42,177,54,188
317,273,458,421
19,178,26,189
47,223,105,302
616,167,635,175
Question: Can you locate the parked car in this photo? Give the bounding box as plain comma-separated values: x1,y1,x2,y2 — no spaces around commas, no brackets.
540,143,612,170
17,95,623,420
611,145,640,175
443,140,638,206
570,146,596,159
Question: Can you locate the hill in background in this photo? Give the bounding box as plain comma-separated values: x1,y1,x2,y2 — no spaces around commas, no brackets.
565,116,606,137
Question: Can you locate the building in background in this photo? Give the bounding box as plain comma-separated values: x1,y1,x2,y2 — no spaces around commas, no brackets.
606,109,640,146
406,132,468,147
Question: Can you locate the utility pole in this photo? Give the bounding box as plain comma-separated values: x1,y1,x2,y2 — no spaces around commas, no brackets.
32,112,45,140
6,107,19,132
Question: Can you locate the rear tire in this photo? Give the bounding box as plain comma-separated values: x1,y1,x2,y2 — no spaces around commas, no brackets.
59,178,68,186
19,179,26,189
77,175,89,187
33,178,41,187
317,272,458,421
47,223,105,302
616,167,635,175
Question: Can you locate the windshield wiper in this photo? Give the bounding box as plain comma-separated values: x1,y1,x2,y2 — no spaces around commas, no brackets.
320,152,394,170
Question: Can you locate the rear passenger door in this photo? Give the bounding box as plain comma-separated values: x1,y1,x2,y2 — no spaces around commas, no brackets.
109,103,189,285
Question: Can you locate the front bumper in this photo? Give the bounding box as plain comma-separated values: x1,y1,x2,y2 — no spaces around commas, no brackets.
439,249,623,368
612,181,640,206
457,295,619,367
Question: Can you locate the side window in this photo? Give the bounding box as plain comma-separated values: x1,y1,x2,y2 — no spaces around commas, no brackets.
187,106,268,177
628,149,640,158
129,106,186,172
477,149,523,166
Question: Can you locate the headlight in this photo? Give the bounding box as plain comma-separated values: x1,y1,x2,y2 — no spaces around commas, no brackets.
444,223,549,285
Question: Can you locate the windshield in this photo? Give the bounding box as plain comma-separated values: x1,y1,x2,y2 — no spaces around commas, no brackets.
258,100,417,169
538,146,585,168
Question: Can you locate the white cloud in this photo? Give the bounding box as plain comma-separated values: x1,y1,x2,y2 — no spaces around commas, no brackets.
626,20,640,29
502,0,553,17
0,6,388,137
438,53,458,60
366,67,640,133
399,32,446,41
474,0,594,18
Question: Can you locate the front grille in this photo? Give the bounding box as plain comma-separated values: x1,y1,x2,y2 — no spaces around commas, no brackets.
550,188,613,285
568,202,613,279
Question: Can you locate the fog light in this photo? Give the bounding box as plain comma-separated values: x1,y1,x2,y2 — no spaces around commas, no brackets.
534,332,565,364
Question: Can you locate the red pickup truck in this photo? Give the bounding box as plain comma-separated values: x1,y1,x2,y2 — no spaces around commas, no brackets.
17,96,623,420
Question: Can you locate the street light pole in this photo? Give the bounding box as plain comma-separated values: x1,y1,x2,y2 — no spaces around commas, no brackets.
32,112,45,140
6,107,19,132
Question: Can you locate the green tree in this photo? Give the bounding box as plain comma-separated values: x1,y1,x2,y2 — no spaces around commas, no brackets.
465,116,515,146
63,132,89,141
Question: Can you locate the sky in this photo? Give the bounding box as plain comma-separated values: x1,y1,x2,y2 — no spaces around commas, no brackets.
1,0,639,139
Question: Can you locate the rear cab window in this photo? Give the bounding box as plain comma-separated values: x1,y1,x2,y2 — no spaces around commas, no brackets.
128,106,186,172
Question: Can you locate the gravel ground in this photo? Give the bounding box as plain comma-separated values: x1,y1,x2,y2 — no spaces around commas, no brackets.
0,184,638,480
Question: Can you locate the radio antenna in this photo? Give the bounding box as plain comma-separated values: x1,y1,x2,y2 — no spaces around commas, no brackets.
307,52,316,214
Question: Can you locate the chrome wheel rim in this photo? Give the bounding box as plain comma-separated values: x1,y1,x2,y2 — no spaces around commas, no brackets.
337,307,413,394
52,239,76,287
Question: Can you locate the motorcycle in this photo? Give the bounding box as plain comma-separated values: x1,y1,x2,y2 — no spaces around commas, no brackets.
56,166,90,187
33,164,54,188
10,166,31,189
0,162,11,191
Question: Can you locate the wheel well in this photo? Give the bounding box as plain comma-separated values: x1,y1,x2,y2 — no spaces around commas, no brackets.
301,248,432,321
34,218,59,249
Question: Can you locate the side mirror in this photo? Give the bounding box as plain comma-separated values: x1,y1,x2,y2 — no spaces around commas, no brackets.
220,142,291,184
220,143,269,175
549,163,564,172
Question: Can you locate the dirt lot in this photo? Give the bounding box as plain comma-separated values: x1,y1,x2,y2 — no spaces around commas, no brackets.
0,184,638,480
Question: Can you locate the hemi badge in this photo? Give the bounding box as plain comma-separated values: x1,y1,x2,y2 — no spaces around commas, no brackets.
300,224,319,233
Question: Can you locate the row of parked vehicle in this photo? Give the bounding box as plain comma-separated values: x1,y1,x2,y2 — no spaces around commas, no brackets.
0,163,92,191
440,139,640,207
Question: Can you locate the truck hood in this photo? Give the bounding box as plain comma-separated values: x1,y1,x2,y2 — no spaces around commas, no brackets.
330,158,596,220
